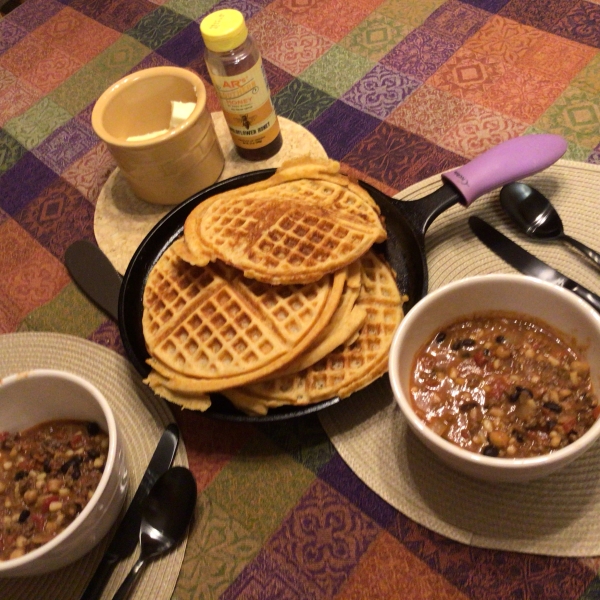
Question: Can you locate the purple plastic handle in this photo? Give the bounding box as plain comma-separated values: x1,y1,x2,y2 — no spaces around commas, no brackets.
442,134,567,206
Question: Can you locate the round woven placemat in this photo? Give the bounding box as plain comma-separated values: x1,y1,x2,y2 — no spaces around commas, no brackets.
94,113,327,274
320,159,600,557
0,333,188,599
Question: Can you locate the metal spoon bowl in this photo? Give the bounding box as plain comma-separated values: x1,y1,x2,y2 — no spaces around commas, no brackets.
112,466,197,600
500,182,600,268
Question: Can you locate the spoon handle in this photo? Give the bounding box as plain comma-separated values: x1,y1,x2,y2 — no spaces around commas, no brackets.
564,235,600,269
112,557,146,600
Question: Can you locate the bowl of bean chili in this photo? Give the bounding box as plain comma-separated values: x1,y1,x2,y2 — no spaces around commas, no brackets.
0,369,127,576
388,274,600,483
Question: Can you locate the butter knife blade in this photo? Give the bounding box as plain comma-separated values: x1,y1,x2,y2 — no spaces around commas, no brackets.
469,216,600,314
80,423,179,600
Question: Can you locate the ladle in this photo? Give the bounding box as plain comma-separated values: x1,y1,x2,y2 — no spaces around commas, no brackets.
112,466,197,600
500,182,600,268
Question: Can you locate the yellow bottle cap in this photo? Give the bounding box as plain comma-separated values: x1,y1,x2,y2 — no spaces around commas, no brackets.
200,9,248,53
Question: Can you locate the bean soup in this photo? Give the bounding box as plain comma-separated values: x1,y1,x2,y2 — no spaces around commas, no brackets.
0,420,109,561
410,312,599,458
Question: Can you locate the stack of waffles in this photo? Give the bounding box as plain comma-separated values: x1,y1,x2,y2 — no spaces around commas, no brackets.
142,157,406,415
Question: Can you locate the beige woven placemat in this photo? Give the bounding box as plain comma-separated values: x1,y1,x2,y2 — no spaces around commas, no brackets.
320,159,600,557
0,333,188,599
94,113,327,274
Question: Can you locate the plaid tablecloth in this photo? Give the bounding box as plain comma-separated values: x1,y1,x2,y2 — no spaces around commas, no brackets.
1,0,600,598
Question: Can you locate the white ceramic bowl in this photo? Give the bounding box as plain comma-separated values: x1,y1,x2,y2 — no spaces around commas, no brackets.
0,369,128,577
388,274,600,483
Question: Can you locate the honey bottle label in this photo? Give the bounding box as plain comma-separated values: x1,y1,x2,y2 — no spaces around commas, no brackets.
209,58,280,150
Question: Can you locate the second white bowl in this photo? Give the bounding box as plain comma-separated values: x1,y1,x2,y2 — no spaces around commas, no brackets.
0,369,128,577
388,274,600,482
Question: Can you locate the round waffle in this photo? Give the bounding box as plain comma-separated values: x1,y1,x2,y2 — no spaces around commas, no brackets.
142,242,347,394
222,252,405,415
184,158,387,285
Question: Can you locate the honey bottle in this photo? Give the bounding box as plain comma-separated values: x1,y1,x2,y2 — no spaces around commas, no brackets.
200,9,283,161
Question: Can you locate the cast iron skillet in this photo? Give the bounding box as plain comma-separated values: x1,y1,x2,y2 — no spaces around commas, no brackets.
119,134,567,422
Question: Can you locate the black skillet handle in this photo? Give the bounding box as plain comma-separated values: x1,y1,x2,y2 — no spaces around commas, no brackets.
65,241,122,321
442,134,567,207
389,134,568,237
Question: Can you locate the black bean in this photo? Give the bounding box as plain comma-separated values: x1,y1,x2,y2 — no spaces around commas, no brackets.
483,348,490,356
435,332,446,343
87,449,100,460
72,468,81,481
459,401,479,413
60,455,83,474
509,386,533,403
18,510,30,523
43,459,52,473
496,335,506,343
513,431,525,443
482,444,499,457
86,422,100,436
462,338,476,348
14,470,28,481
543,401,562,413
451,340,462,351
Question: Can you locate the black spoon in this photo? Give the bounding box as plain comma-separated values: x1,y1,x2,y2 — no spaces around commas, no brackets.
500,182,600,268
112,466,197,600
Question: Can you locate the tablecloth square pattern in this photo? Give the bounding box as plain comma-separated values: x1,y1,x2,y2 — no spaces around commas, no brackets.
308,100,380,160
19,281,106,337
552,2,600,47
273,77,336,126
12,179,95,259
263,58,295,94
342,63,421,119
0,153,60,215
263,23,334,76
0,220,69,326
4,98,73,151
151,20,200,64
337,10,410,62
88,319,125,354
0,20,27,54
319,454,399,530
33,118,98,173
126,5,193,50
0,74,44,128
342,121,464,189
536,86,600,151
0,129,28,172
499,0,584,33
334,530,470,600
383,28,456,78
60,142,116,203
0,34,83,95
48,36,152,115
299,45,372,99
69,0,158,32
36,7,122,63
388,516,595,600
221,478,381,600
248,5,296,51
5,0,63,32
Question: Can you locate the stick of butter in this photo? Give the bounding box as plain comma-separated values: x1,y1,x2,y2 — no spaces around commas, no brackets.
124,101,196,141
170,101,196,127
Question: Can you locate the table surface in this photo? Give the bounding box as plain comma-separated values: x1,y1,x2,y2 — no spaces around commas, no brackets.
1,0,600,599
